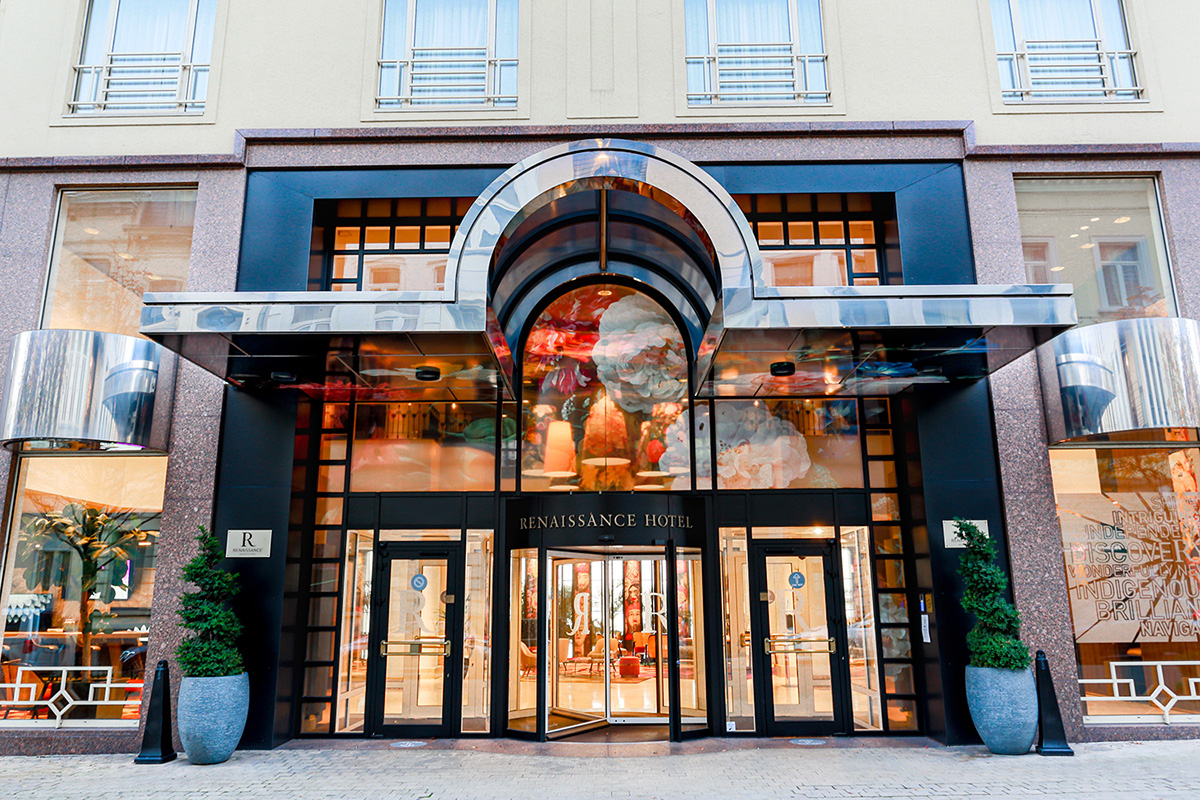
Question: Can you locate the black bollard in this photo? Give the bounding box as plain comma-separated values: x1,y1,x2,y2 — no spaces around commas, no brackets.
1035,650,1074,756
134,660,178,764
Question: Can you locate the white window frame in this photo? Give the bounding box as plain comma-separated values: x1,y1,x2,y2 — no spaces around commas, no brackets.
68,0,215,116
991,0,1142,103
375,0,517,111
1021,236,1060,284
684,0,830,107
1092,236,1151,311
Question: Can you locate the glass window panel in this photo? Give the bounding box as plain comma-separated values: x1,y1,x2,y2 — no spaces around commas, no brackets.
753,526,832,539
885,663,914,694
817,193,842,212
334,227,360,250
462,529,493,732
719,528,754,731
43,189,195,337
0,454,166,724
756,195,782,213
366,199,392,217
869,460,897,488
337,200,362,217
786,193,812,212
846,193,872,213
841,526,882,730
307,630,335,662
361,253,446,291
877,559,905,589
304,666,333,697
396,198,422,216
379,529,462,542
761,250,847,287
331,255,358,281
756,221,784,246
336,530,372,732
310,563,339,594
851,251,878,277
425,225,451,248
817,221,844,245
312,529,341,559
315,497,343,526
508,549,538,732
881,627,911,659
308,597,338,627
300,702,331,733
426,198,452,216
865,431,894,456
522,284,688,493
714,399,862,490
886,698,919,730
316,465,345,493
879,592,908,623
323,403,349,429
1016,178,1172,325
787,221,815,245
364,226,390,249
395,226,420,249
848,221,875,244
871,494,901,521
1051,445,1200,724
351,403,497,492
873,526,903,554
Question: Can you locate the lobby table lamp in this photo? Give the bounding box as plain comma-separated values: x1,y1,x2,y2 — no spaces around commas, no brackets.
542,420,577,478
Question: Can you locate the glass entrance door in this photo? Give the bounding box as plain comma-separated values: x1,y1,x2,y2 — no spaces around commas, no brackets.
750,541,849,735
368,545,460,737
545,550,672,738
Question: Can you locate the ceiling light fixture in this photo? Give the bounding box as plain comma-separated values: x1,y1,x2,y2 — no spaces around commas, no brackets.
1050,266,1065,272
1090,217,1100,222
415,366,441,382
1081,243,1095,249
83,227,100,235
769,361,796,377
1070,234,1079,239
1114,216,1131,224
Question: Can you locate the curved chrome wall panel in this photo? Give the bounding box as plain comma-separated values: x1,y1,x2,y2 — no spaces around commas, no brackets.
1039,317,1200,443
0,329,175,451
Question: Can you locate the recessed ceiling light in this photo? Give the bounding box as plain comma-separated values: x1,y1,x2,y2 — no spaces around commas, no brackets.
1080,225,1090,230
83,227,100,235
1081,243,1095,249
1070,234,1079,239
116,252,135,260
1050,266,1065,272
1090,217,1100,222
1114,216,1131,224
597,289,612,296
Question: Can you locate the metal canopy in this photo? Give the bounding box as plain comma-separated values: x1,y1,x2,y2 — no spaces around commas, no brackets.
143,283,1075,401
698,284,1076,397
141,291,513,400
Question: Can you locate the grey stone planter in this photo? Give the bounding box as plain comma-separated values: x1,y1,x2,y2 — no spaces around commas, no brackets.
177,673,249,765
965,666,1037,755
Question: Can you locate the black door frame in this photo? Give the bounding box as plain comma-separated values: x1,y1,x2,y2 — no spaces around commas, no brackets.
748,538,853,737
365,541,464,738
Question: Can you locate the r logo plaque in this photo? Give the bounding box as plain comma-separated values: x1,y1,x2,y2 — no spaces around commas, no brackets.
226,529,272,558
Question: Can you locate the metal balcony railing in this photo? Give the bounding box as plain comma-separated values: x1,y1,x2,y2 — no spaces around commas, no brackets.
998,38,1141,101
377,46,517,109
70,53,209,114
687,43,829,105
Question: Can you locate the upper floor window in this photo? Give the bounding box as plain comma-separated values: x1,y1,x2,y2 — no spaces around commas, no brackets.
377,0,518,110
990,0,1141,102
1015,177,1173,326
71,0,217,115
684,0,828,106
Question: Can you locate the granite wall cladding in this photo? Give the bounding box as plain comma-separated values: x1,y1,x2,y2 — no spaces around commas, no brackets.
967,155,1200,743
0,166,243,754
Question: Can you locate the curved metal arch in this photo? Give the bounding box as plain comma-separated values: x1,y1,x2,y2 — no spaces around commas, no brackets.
446,138,761,325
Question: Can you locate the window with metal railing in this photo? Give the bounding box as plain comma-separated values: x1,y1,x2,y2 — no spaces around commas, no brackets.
990,0,1142,102
70,0,216,115
377,0,518,110
684,0,829,106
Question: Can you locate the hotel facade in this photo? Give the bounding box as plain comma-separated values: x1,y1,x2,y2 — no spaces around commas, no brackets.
1,0,1200,753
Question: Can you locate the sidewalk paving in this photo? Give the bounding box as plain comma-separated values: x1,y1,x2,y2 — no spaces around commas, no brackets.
2,738,1199,800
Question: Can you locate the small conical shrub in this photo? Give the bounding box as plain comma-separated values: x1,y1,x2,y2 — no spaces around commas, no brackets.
176,526,244,677
955,518,1030,670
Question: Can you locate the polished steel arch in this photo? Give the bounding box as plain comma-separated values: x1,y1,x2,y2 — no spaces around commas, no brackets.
446,138,761,320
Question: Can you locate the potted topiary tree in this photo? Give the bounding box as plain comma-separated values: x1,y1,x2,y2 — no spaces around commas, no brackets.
175,526,248,765
955,518,1037,755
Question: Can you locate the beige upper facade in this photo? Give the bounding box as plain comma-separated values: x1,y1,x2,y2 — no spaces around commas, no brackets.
1,0,1198,158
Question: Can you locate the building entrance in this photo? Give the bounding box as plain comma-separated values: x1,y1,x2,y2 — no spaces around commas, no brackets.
365,543,462,738
749,540,850,736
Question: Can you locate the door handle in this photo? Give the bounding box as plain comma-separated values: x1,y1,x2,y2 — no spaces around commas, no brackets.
379,639,451,657
764,636,836,655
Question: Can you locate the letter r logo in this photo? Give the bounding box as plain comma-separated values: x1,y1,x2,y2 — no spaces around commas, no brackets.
243,531,255,548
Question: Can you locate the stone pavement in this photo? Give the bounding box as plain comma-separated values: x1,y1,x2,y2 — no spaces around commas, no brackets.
2,737,1199,800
